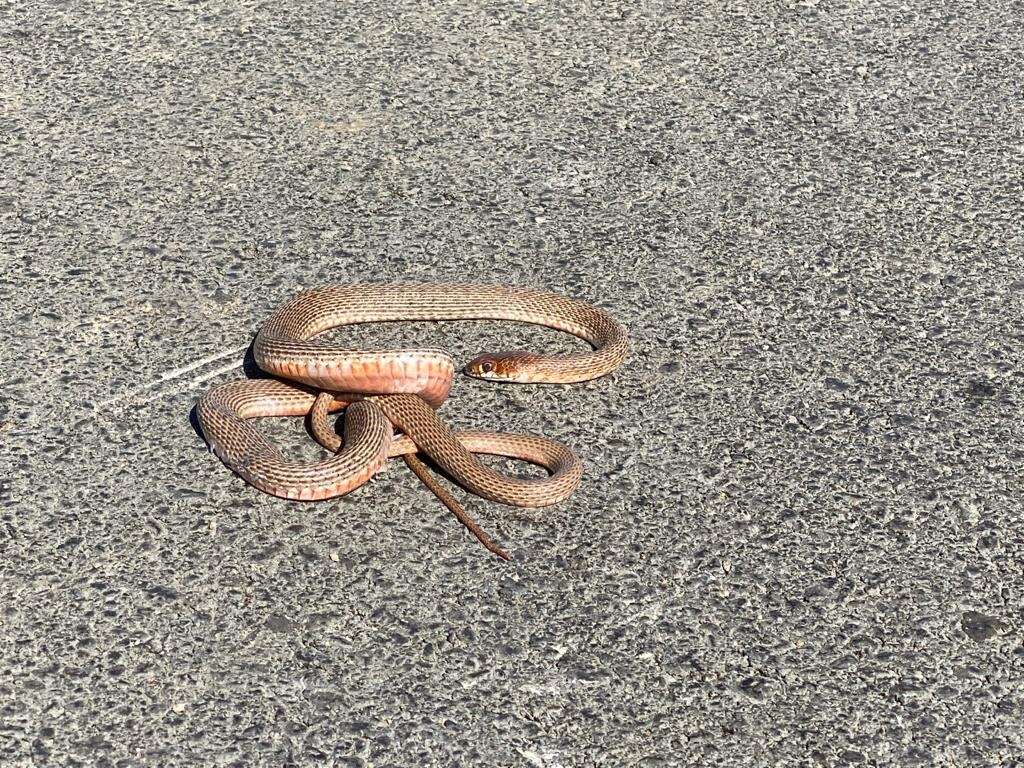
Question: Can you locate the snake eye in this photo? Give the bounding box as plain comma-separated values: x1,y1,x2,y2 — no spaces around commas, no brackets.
480,360,495,374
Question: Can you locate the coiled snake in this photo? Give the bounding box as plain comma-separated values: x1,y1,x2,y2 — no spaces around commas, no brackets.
196,284,628,558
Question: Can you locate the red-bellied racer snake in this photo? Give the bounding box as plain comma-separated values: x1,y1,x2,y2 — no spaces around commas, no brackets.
196,283,628,555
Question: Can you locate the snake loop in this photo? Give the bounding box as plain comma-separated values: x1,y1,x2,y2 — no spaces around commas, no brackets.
196,283,628,555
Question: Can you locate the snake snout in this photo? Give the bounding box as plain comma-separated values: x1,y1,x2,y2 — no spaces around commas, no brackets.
464,351,536,381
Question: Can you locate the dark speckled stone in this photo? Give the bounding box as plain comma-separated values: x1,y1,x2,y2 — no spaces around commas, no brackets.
3,1,1023,766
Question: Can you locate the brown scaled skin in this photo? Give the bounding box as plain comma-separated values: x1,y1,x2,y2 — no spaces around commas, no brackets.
199,283,630,556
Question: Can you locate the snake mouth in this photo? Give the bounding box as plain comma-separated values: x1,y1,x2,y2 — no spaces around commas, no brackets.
464,354,512,380
464,352,530,380
464,354,499,379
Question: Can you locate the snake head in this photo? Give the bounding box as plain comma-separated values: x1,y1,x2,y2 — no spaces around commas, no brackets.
464,351,538,382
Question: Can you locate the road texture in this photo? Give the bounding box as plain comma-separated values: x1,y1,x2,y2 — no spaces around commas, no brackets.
2,1,1022,766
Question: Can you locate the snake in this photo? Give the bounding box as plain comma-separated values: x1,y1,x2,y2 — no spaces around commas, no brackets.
195,284,629,540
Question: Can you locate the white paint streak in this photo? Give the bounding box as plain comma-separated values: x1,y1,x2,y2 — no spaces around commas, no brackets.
93,344,250,408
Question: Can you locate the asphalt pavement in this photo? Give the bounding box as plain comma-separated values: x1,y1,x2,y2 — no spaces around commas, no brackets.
2,1,1022,766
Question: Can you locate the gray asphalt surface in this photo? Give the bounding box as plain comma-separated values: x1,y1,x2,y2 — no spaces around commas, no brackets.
3,1,1023,766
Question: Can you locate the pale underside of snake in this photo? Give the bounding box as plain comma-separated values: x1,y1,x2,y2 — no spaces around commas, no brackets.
196,283,628,557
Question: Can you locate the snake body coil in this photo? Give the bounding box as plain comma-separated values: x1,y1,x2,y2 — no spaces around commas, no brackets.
197,283,628,507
